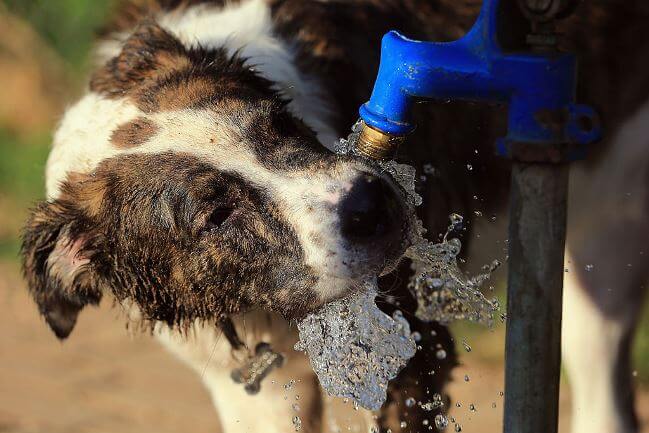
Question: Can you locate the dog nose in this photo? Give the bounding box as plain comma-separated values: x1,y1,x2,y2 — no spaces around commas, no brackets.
339,174,402,241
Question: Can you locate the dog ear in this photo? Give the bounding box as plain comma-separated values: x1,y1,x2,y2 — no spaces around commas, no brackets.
21,200,102,340
90,20,189,97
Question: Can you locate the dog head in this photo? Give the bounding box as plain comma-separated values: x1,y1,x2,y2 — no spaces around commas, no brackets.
21,18,411,339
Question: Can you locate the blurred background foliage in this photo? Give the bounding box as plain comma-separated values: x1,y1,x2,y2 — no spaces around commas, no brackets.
0,0,116,260
0,0,647,389
3,0,117,70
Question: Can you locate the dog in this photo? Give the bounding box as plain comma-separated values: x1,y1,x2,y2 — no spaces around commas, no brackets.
20,1,649,433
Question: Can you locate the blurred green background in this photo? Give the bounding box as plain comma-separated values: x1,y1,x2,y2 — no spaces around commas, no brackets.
0,0,646,418
0,0,117,260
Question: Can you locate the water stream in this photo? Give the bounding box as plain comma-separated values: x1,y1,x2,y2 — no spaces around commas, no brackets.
295,121,501,411
294,280,416,411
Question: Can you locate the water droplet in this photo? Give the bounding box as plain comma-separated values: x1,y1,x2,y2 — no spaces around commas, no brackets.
455,402,462,408
405,397,417,407
423,419,429,426
499,391,504,397
473,210,483,217
292,403,300,412
412,331,422,342
423,164,437,175
284,380,295,390
466,164,473,171
462,340,472,353
449,213,464,228
492,402,497,408
370,427,379,433
293,416,302,431
455,424,463,432
469,403,477,412
448,238,462,256
400,421,408,428
436,349,447,360
464,374,470,382
434,414,449,430
585,264,594,272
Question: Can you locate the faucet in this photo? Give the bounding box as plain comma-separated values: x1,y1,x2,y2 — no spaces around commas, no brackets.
356,0,600,160
356,2,602,433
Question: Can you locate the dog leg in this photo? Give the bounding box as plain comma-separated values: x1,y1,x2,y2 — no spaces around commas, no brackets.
563,99,649,433
562,258,643,433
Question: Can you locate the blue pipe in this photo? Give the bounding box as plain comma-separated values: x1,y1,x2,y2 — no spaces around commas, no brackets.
358,0,601,159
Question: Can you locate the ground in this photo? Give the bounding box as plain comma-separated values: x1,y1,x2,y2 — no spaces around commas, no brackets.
1,260,647,433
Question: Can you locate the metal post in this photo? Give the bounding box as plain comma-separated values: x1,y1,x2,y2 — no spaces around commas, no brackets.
503,3,578,432
503,162,568,433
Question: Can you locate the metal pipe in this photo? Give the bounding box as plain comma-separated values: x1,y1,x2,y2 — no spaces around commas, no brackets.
504,162,568,433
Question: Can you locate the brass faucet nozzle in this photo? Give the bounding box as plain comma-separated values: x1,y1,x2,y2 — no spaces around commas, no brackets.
356,124,405,160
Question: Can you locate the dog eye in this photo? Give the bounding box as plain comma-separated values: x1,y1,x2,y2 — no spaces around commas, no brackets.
206,207,235,230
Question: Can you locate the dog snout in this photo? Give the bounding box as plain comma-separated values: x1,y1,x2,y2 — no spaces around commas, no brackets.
339,174,404,243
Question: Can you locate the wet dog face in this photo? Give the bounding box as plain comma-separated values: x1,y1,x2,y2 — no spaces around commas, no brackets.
21,22,409,338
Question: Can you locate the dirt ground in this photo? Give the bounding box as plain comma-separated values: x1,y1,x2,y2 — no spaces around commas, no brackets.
1,260,647,433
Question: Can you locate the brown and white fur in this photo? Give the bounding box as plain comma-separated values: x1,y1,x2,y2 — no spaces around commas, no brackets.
20,1,649,433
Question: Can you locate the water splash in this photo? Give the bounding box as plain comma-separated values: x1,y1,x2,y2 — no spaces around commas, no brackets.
435,414,449,430
335,120,422,207
378,159,422,207
295,122,500,411
405,214,501,326
337,121,501,326
333,119,361,154
292,415,302,431
294,280,416,411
